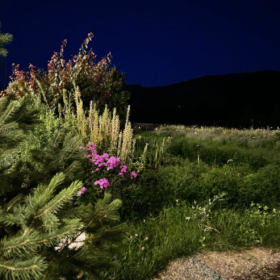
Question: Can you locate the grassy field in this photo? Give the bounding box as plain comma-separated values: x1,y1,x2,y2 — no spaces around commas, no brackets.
112,125,280,280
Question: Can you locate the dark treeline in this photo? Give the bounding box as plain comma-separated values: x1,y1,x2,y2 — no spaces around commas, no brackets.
128,71,280,128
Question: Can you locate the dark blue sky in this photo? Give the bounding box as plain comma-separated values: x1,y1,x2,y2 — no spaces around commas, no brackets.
1,0,280,87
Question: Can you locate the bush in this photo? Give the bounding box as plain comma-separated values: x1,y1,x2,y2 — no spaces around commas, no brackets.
1,33,130,119
120,156,280,217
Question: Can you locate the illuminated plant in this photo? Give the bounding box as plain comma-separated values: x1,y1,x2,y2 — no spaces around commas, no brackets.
1,33,130,119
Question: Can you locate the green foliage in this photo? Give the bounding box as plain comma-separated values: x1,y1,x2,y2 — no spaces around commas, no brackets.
0,173,126,280
0,96,84,202
0,94,126,279
122,130,280,220
126,160,280,215
0,94,40,196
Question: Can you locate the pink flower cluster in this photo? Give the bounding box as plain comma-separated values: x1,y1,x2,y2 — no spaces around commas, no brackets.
81,143,120,172
77,187,87,196
94,178,110,190
119,165,127,177
78,143,137,194
131,171,137,179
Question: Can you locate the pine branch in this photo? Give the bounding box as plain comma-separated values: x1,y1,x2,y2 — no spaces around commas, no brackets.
0,205,26,227
0,220,81,259
0,148,20,171
6,194,24,212
34,180,82,219
27,173,66,214
0,256,47,280
0,101,18,128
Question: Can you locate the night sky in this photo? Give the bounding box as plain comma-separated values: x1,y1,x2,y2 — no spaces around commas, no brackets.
1,0,280,88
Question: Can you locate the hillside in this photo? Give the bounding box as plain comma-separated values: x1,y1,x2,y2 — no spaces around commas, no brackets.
128,70,280,128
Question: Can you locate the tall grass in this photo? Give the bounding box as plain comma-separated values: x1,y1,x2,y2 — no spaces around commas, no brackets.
60,87,138,165
158,125,280,150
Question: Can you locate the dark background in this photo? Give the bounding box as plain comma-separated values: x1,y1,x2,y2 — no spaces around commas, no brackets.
1,0,280,127
1,0,280,88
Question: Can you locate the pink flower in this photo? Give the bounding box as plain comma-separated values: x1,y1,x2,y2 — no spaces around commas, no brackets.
77,191,83,196
86,143,121,171
106,156,120,170
81,187,87,193
102,153,109,159
130,171,137,179
87,143,97,157
120,165,127,173
79,146,84,150
94,178,110,189
119,165,127,177
93,154,105,167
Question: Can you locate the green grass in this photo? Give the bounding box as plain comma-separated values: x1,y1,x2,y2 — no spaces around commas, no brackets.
112,127,280,280
134,131,280,169
158,125,280,150
115,206,202,280
113,202,280,280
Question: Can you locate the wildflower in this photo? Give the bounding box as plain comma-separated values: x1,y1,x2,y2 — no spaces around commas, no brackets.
120,165,127,173
81,187,87,193
130,171,137,179
106,156,120,170
145,237,149,241
141,247,145,251
93,154,105,166
102,153,109,159
94,178,110,189
77,191,83,196
119,165,127,177
135,233,138,237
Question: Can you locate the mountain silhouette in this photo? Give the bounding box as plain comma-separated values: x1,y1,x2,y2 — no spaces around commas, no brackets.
128,70,280,128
